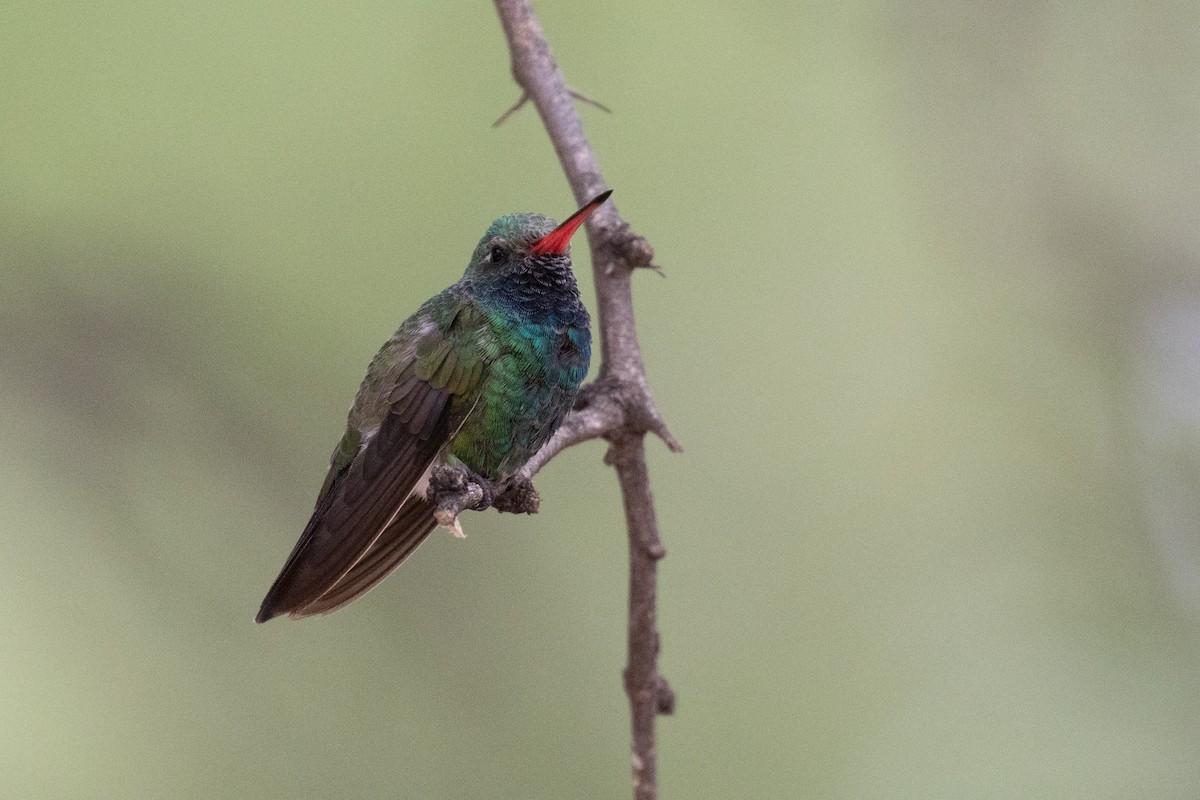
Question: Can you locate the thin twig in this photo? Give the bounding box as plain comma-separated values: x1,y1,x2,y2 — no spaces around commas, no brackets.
490,3,678,799
569,88,613,115
492,91,529,127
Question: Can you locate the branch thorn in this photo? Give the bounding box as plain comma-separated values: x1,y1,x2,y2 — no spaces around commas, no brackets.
650,414,683,453
568,88,612,114
493,91,530,127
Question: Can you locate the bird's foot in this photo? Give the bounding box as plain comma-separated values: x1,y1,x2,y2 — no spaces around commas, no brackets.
428,464,496,510
493,476,541,515
427,465,499,537
426,466,538,534
462,466,496,511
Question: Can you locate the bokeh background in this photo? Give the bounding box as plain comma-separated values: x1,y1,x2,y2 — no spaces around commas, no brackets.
4,1,1200,797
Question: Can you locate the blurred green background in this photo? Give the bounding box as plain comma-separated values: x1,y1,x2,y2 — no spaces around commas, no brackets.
4,1,1200,797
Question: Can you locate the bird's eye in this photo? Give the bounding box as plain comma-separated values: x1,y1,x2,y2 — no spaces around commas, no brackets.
489,246,508,265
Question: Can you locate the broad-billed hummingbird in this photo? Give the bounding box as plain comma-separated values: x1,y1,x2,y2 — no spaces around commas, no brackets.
256,191,611,622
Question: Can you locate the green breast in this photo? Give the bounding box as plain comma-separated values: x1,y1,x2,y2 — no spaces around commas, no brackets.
447,313,589,480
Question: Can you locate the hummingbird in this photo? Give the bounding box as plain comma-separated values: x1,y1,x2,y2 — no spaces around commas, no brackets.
255,191,610,622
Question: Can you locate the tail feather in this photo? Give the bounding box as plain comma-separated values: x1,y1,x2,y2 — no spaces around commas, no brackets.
289,494,440,618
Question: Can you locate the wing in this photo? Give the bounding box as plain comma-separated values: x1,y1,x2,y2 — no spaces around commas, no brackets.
256,301,488,622
285,492,439,617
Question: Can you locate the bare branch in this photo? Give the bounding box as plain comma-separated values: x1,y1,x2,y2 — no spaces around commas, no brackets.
491,2,678,799
611,434,672,797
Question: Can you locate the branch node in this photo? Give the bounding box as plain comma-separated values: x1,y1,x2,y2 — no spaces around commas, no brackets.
603,442,619,466
493,476,542,514
494,87,610,128
616,228,656,268
655,675,676,715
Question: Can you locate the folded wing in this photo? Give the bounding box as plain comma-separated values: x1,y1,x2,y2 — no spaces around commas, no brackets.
256,302,488,622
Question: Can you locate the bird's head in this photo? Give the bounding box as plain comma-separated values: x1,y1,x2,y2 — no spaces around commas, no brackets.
463,190,612,281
